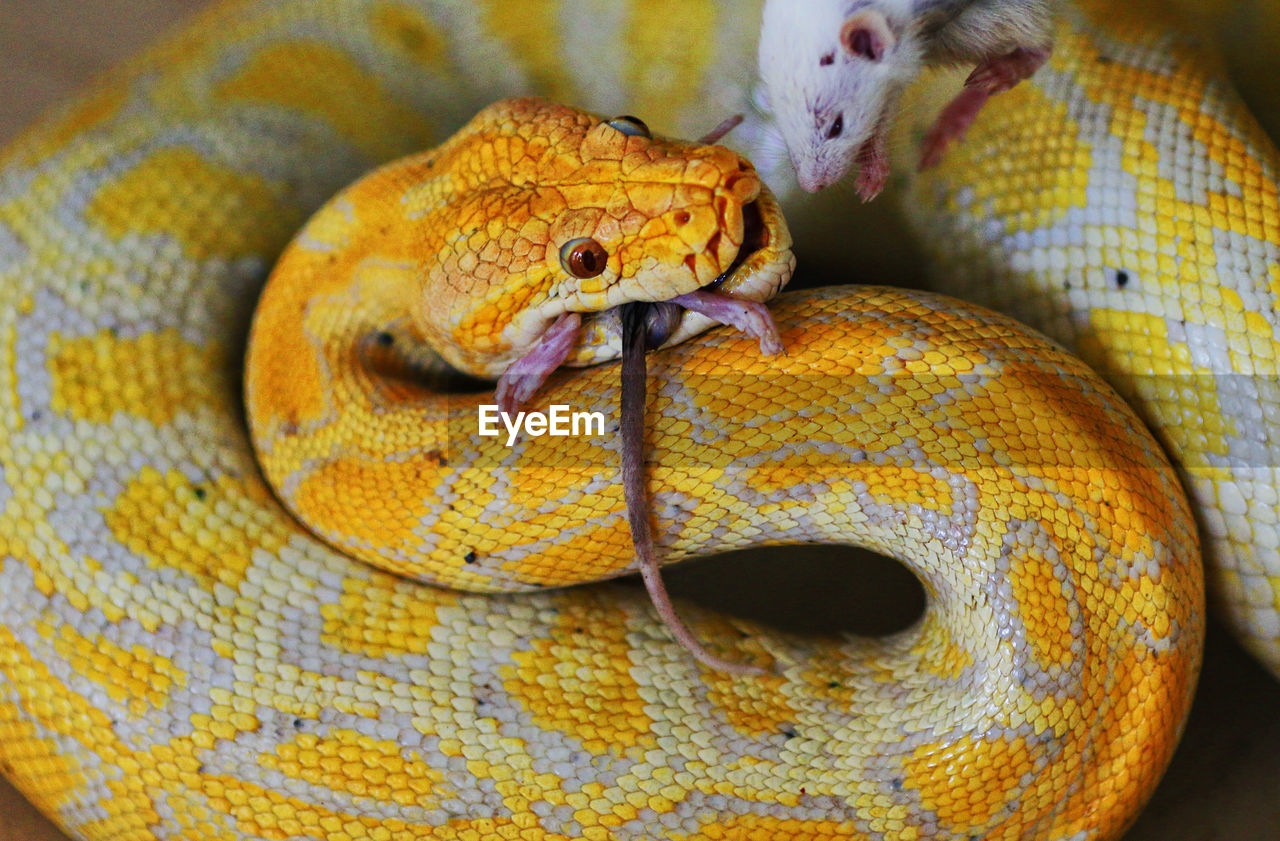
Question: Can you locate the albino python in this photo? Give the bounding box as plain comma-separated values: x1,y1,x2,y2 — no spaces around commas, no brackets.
0,1,1275,840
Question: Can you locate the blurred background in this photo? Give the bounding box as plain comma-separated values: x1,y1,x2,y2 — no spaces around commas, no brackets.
0,1,1278,840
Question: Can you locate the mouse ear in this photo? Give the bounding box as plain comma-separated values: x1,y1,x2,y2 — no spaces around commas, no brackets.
840,9,894,62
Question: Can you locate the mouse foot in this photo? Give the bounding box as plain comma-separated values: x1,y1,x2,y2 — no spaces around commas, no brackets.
855,124,891,202
669,290,784,355
494,312,582,414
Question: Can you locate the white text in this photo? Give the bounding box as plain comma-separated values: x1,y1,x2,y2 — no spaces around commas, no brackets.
478,404,606,446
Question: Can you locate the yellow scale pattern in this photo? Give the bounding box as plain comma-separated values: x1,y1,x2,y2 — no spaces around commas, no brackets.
0,0,1272,838
900,0,1280,674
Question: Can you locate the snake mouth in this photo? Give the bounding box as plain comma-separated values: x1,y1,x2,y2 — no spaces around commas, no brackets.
631,196,782,350
647,185,793,352
707,198,768,293
494,185,792,409
630,199,774,348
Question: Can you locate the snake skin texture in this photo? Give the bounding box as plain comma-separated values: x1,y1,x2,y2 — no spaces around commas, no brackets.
0,0,1269,838
897,0,1280,676
245,96,794,592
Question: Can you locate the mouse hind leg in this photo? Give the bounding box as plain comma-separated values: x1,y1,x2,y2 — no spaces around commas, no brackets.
965,45,1052,95
919,46,1050,169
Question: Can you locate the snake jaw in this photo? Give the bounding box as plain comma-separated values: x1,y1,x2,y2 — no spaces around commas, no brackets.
649,186,794,353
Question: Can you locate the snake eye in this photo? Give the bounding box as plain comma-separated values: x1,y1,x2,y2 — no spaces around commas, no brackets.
606,115,651,139
559,237,609,279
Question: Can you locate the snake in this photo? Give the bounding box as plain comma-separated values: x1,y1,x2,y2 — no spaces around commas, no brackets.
0,0,1274,839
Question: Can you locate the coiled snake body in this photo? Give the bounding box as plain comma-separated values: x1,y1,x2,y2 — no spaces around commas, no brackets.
0,0,1273,839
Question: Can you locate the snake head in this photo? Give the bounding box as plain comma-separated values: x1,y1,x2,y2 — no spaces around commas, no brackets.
394,98,794,383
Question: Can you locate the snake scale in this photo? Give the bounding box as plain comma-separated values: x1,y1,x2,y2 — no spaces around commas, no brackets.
0,0,1275,840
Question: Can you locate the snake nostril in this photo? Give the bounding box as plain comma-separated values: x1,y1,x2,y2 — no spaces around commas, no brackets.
674,210,691,226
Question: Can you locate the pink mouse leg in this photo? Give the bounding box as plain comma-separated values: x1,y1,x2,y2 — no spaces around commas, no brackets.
494,312,582,415
669,290,784,355
920,46,1051,170
494,288,784,415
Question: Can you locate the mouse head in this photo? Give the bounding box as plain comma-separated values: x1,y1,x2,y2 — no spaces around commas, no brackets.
759,0,920,193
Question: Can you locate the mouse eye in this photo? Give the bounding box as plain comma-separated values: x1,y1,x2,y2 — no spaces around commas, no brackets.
560,238,609,278
605,115,651,138
827,114,844,139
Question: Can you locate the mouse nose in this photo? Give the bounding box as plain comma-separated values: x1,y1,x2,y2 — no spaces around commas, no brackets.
792,153,831,193
796,167,829,193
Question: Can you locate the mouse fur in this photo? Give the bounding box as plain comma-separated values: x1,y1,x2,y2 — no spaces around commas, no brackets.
759,0,1056,197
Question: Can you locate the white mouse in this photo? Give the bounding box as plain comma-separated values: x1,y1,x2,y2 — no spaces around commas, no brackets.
758,0,1056,199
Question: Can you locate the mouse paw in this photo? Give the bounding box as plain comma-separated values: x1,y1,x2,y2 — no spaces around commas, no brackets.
669,290,783,355
854,126,890,201
494,312,582,414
